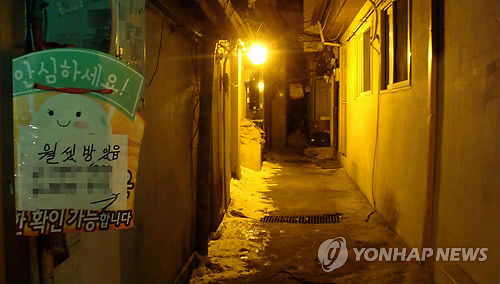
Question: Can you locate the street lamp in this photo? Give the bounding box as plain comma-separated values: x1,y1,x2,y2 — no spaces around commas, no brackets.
247,43,268,65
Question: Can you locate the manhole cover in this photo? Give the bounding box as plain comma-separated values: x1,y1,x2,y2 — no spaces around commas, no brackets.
260,214,343,224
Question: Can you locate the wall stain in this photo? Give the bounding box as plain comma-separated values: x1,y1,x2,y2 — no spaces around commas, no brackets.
483,59,500,108
382,192,400,229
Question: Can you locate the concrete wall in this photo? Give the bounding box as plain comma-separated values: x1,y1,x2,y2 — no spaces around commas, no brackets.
314,78,331,120
339,0,431,249
0,0,31,282
0,1,234,283
54,232,120,284
210,51,231,231
120,6,198,283
271,92,287,147
270,49,287,147
433,1,500,283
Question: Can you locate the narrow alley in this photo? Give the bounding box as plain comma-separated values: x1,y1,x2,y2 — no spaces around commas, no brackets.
0,0,499,283
191,149,430,283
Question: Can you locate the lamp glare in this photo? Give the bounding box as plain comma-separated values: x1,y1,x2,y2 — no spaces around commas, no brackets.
248,43,268,65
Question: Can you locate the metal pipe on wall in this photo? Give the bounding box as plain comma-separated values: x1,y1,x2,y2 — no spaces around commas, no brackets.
423,0,440,268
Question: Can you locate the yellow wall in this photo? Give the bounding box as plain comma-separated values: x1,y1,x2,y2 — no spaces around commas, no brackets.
433,0,500,282
340,0,431,249
341,1,500,282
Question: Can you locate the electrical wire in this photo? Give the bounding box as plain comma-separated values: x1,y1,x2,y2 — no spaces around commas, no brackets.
366,0,382,222
324,0,347,40
229,6,236,19
326,13,351,42
146,14,166,87
321,0,333,32
190,38,201,150
304,23,314,30
26,0,36,53
256,22,263,34
366,82,381,222
368,0,381,54
190,98,200,150
331,23,346,41
192,39,201,101
222,0,237,20
366,0,381,220
190,39,234,150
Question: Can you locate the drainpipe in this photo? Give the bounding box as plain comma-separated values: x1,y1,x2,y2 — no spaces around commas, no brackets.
423,0,439,264
196,36,216,256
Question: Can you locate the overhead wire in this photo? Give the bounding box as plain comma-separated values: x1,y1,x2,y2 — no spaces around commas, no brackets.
368,0,381,54
146,14,166,86
321,0,333,32
326,12,351,42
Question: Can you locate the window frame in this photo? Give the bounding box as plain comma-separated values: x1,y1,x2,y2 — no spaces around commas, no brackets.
358,24,373,97
380,0,411,92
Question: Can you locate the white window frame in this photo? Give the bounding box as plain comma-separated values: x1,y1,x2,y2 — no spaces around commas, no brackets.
381,0,411,92
358,24,372,97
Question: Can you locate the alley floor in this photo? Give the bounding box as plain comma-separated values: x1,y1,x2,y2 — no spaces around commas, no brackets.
190,148,431,284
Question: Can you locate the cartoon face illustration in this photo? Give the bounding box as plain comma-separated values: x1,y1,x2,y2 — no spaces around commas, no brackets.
31,93,110,136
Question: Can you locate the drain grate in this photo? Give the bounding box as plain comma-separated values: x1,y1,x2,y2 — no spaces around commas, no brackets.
284,159,310,163
260,214,343,224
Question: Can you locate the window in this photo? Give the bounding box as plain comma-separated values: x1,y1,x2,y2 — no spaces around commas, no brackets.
357,25,372,97
362,28,372,93
381,0,411,90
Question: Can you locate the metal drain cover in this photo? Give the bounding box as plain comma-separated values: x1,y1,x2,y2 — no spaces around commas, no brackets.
283,159,310,163
260,214,343,224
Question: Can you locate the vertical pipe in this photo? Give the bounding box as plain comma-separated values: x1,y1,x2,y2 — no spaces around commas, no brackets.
230,49,241,179
238,48,246,121
329,74,334,148
196,36,216,256
423,0,439,264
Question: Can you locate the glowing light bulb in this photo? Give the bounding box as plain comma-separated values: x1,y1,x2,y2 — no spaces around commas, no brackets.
248,43,268,65
258,82,264,92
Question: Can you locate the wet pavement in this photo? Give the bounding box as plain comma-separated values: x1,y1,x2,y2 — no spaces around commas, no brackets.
191,147,431,284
